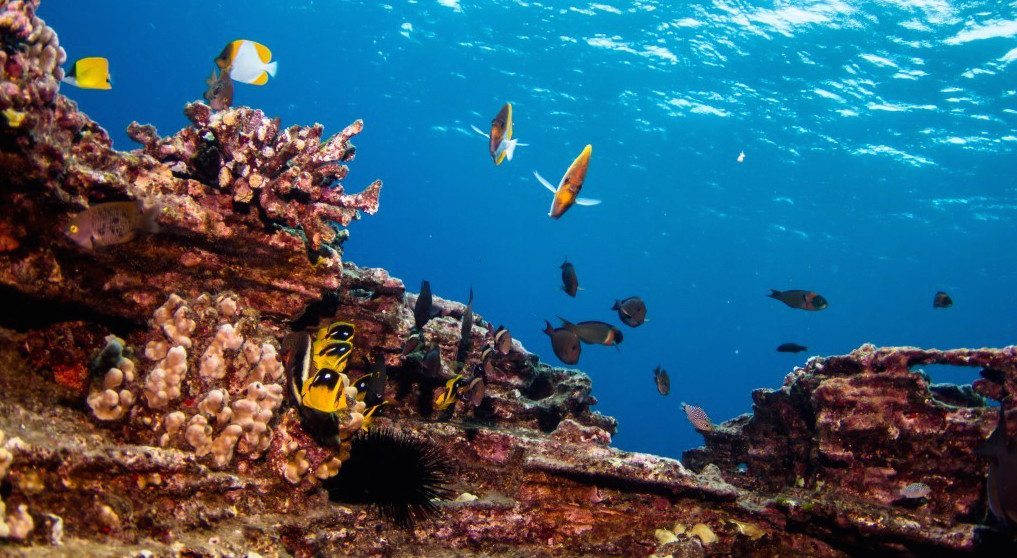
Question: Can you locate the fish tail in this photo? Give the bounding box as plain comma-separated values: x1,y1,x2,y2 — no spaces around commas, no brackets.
543,320,554,335
264,60,278,77
767,289,780,299
503,139,518,161
611,300,620,310
140,201,161,234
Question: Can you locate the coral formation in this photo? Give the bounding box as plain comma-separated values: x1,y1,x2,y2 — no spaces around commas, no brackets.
3,0,1017,555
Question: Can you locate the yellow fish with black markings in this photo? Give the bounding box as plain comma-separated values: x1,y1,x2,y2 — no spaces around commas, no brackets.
316,321,355,344
533,144,600,219
301,367,349,414
63,57,112,90
434,375,467,412
314,340,353,372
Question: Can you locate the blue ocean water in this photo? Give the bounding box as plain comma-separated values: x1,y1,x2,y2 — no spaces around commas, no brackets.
46,0,1017,458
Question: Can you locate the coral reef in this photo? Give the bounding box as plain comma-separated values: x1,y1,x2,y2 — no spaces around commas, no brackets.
0,0,381,325
2,0,1016,556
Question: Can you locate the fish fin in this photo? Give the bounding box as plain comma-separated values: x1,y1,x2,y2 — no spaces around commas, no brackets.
575,198,601,206
503,139,518,161
251,71,270,85
767,289,781,299
140,202,161,234
556,315,574,327
254,42,273,64
264,60,278,77
61,76,77,87
515,141,529,147
534,171,556,194
469,124,490,138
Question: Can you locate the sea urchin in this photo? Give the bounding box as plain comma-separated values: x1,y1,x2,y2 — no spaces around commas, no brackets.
324,427,453,527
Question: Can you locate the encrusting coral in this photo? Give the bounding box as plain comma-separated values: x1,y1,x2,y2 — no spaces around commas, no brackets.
85,292,291,471
0,429,35,541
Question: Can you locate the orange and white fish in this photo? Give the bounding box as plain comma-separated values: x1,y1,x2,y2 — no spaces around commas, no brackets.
470,102,527,165
533,144,600,219
215,39,277,85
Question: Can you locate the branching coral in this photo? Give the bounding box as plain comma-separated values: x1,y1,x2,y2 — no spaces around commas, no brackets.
127,104,381,252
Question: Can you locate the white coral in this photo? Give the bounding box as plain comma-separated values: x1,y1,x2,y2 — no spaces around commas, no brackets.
144,346,187,409
185,415,213,456
160,411,187,447
199,324,244,379
211,424,243,468
87,365,137,421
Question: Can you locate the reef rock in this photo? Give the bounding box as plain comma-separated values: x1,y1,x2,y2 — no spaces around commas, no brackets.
1,1,1016,557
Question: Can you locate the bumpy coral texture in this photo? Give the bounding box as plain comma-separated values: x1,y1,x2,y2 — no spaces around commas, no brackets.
0,429,35,541
87,292,289,470
127,105,381,252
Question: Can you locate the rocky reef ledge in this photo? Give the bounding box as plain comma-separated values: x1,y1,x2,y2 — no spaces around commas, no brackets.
0,1,1013,556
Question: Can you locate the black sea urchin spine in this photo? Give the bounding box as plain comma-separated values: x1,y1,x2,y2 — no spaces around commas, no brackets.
324,427,453,527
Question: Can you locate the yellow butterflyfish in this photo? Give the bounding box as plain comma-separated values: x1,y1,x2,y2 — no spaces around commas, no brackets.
62,57,112,90
313,340,353,372
300,367,349,414
434,375,466,412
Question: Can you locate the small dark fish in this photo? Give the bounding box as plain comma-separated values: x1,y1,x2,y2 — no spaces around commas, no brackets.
543,320,581,365
204,67,234,111
480,346,495,378
494,326,512,355
365,357,387,407
683,403,713,432
981,367,1007,384
558,317,623,346
653,365,670,396
561,259,579,297
402,332,423,356
899,482,931,500
413,280,434,330
67,200,160,249
976,400,1017,527
933,291,953,309
777,343,808,353
456,288,474,368
767,289,828,311
612,296,647,327
421,345,442,378
462,377,486,407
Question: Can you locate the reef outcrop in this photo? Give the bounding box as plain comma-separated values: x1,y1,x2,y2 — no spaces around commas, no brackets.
0,0,1014,556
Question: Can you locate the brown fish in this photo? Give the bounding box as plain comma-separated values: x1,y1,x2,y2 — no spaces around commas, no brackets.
455,288,474,368
462,377,486,407
534,144,600,219
66,200,160,249
653,365,670,396
204,67,234,111
767,289,828,311
776,343,808,353
558,317,623,346
561,259,579,297
493,326,512,355
543,320,581,365
933,291,953,309
470,103,525,165
613,296,647,327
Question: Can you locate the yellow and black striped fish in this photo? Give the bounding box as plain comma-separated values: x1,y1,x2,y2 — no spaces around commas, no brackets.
300,368,349,414
316,321,355,345
434,375,466,412
361,402,387,431
314,340,354,372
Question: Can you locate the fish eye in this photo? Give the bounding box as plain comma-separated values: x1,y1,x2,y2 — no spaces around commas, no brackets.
68,224,78,233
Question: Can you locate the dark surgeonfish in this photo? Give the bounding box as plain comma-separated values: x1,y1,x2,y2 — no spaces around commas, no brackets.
933,291,953,309
534,144,601,219
363,356,387,407
777,343,808,353
558,317,623,346
653,365,670,396
976,399,1017,528
421,345,442,378
543,320,581,365
561,259,579,297
613,296,647,327
456,288,474,368
66,200,161,249
414,280,435,330
767,289,828,311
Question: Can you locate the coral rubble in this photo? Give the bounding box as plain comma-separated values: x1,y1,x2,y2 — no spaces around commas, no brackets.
1,0,1016,556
